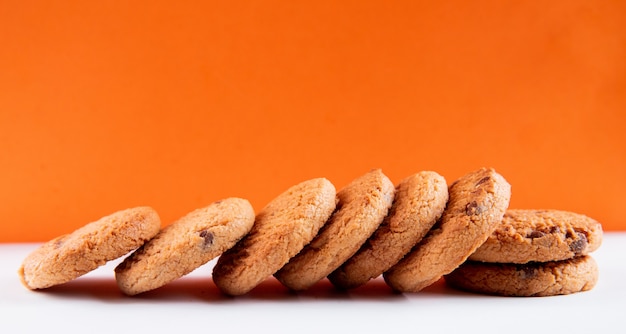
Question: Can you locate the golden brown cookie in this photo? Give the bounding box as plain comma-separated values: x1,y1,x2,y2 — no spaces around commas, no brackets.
212,178,336,296
384,167,511,292
469,209,603,263
445,256,598,296
19,207,160,290
275,169,395,291
328,171,448,289
115,198,255,295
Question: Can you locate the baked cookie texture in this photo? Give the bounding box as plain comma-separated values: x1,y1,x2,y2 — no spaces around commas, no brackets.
18,167,604,298
275,169,395,291
328,171,448,289
469,209,603,263
19,207,160,290
115,198,255,295
212,178,336,296
384,167,511,292
445,256,598,297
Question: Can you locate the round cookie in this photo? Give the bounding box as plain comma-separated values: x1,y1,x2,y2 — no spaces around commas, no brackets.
383,167,511,292
328,171,448,289
212,178,336,296
275,169,395,291
115,198,255,295
19,207,160,290
469,209,603,264
445,256,598,296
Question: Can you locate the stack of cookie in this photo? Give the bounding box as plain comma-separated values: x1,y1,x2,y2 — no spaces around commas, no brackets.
18,167,603,298
444,209,603,296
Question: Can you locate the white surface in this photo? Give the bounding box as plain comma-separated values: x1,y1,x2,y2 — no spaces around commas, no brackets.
2,233,625,334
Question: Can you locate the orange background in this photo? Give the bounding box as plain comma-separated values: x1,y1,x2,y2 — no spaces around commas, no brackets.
1,1,625,242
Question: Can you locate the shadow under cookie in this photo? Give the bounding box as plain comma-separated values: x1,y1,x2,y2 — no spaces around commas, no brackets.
41,276,228,303
40,277,127,302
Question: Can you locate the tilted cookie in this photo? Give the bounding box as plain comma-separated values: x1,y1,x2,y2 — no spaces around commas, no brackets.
115,198,255,295
212,178,336,296
469,209,603,263
328,171,448,289
19,207,160,290
445,256,598,297
384,167,511,292
275,169,395,291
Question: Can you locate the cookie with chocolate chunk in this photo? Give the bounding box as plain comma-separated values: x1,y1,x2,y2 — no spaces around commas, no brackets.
469,209,603,264
384,167,511,292
19,207,161,290
445,256,598,296
212,178,336,296
275,169,395,291
115,198,255,295
328,171,448,289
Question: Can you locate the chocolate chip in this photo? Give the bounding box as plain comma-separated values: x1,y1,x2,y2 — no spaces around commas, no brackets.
527,231,546,239
569,232,588,254
475,176,490,186
465,201,484,215
199,230,214,247
518,265,537,279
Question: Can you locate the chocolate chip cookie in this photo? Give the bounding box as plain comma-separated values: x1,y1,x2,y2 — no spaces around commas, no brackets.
445,256,598,296
469,209,603,263
115,198,255,295
19,207,160,289
384,167,511,292
212,178,336,296
328,171,448,289
275,169,395,291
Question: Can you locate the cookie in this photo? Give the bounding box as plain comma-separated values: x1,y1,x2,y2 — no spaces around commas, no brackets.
212,178,336,296
275,169,395,291
328,171,448,289
19,207,160,290
383,167,511,292
469,209,603,263
445,256,598,296
115,198,255,295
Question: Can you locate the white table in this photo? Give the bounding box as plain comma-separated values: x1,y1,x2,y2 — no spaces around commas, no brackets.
2,233,625,333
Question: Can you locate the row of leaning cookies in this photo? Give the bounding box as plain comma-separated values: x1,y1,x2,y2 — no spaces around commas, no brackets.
18,167,602,297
